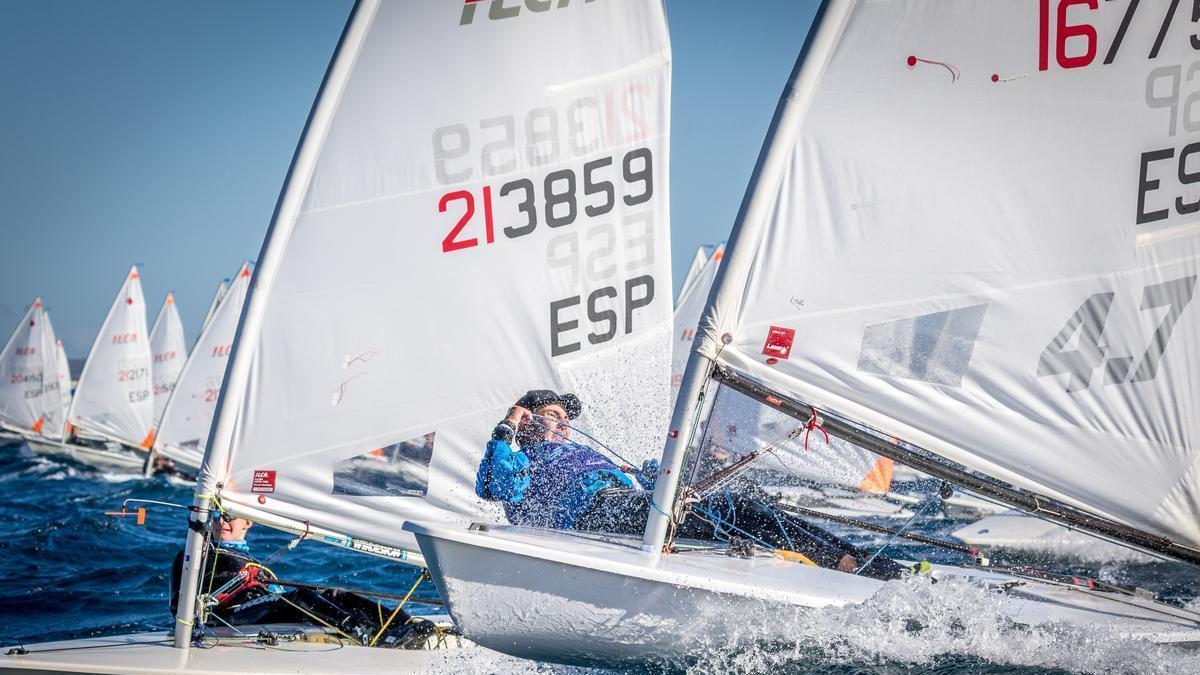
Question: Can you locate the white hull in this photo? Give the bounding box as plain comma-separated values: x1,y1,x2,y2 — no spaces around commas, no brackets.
0,429,24,445
406,522,1200,668
0,623,492,674
23,436,148,473
954,512,1156,562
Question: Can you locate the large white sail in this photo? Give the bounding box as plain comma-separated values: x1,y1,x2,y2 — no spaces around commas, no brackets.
693,0,1200,548
149,293,187,424
38,312,68,441
156,264,250,471
68,266,155,450
203,0,672,558
199,279,228,336
0,300,48,434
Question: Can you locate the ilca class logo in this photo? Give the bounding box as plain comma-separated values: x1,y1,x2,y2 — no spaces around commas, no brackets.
460,0,599,26
251,470,277,493
762,326,796,362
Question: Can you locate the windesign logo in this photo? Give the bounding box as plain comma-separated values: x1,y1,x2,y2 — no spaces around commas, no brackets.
460,0,598,27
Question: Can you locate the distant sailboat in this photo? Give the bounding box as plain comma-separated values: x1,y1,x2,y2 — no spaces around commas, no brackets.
676,245,710,308
0,299,50,439
63,266,156,470
198,278,228,336
154,264,251,476
149,293,187,425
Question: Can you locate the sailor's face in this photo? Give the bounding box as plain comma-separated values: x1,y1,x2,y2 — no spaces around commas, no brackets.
534,403,570,442
218,516,252,541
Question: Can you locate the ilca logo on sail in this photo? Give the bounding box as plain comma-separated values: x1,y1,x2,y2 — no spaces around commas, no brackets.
459,0,600,26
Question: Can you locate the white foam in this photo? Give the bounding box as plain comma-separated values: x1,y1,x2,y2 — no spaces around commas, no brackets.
682,576,1200,674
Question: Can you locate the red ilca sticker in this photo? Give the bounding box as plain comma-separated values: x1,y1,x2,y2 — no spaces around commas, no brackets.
251,470,277,493
762,326,796,360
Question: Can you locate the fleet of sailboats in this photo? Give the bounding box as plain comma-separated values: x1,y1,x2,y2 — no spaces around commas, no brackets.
4,0,1200,671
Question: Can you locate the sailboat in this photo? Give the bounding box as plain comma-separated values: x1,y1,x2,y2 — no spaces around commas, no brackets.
57,266,157,472
0,299,50,442
676,244,711,307
149,293,187,426
405,0,1200,666
1,0,669,670
198,278,228,336
153,263,251,477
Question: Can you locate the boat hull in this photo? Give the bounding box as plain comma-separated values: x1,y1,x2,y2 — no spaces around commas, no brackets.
0,624,482,674
407,522,1200,668
23,436,147,473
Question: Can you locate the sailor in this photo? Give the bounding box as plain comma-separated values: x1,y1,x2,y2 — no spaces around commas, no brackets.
170,515,436,647
476,389,907,580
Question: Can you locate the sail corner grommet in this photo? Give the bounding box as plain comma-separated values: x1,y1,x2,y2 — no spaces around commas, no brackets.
721,333,733,345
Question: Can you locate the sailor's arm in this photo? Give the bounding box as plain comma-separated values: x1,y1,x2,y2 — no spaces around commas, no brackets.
475,407,532,503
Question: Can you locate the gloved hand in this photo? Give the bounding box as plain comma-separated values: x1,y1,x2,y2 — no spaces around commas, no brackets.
580,468,636,496
635,459,659,490
477,440,531,502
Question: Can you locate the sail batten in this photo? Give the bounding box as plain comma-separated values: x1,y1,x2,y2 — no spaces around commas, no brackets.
683,0,1200,554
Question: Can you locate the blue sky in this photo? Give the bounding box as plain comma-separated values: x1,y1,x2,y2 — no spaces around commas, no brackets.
0,0,818,356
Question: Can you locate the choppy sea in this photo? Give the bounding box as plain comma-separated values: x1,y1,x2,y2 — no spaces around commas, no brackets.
2,441,1200,674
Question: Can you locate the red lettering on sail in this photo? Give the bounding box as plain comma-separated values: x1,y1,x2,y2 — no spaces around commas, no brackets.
251,470,276,493
211,345,232,358
112,333,138,344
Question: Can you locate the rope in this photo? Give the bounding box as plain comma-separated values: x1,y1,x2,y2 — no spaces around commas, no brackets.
528,414,638,469
271,593,362,645
369,571,427,647
803,406,829,451
855,496,936,575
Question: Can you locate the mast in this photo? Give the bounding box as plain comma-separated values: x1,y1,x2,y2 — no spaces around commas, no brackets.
643,0,854,554
172,0,378,649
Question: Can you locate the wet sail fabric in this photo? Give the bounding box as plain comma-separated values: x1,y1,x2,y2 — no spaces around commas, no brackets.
206,0,672,556
156,265,250,471
0,300,48,434
38,312,68,441
68,266,155,449
199,280,228,336
696,0,1200,547
149,294,187,424
677,245,710,306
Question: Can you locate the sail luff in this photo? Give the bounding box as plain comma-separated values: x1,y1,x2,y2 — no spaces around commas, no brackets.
643,0,855,553
174,0,379,650
0,300,45,433
199,279,228,336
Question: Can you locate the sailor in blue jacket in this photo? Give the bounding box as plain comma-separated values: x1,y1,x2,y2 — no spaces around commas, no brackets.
475,389,907,581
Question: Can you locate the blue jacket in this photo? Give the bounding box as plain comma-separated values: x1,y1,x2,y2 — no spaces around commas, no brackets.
476,438,655,528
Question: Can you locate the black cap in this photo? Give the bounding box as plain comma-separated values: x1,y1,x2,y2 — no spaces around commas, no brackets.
516,389,582,420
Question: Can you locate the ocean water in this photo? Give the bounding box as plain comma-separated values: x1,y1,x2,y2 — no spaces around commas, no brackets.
2,442,1199,675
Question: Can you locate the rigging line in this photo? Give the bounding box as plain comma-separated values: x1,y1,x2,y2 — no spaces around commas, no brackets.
855,497,938,576
369,571,427,647
528,413,638,469
945,485,1182,565
267,580,443,605
774,501,974,556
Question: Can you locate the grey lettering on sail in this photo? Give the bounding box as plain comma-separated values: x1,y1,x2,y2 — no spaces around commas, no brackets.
857,304,988,387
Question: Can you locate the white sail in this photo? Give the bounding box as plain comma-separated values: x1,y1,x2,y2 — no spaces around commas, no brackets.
676,245,709,306
156,264,250,471
199,279,228,336
68,266,155,450
202,0,672,558
694,0,1200,548
38,312,68,441
149,293,187,424
671,245,721,400
0,300,48,434
55,339,71,436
